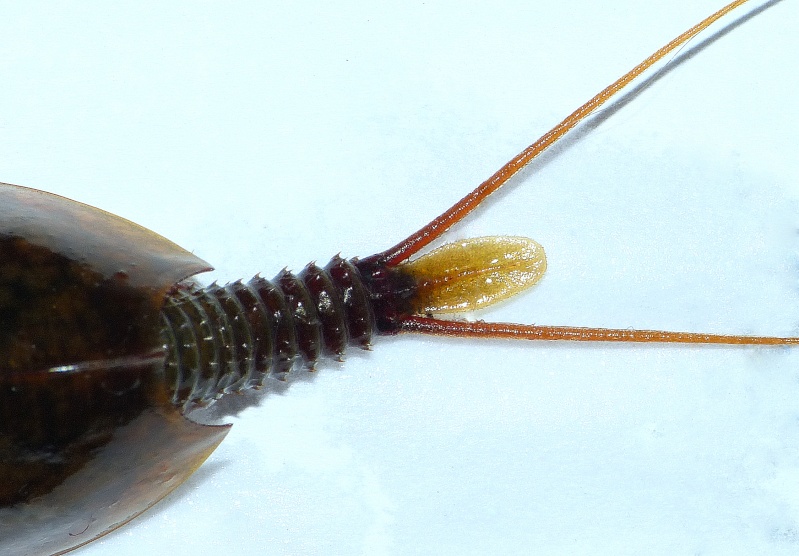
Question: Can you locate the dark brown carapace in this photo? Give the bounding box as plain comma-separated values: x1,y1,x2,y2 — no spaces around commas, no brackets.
0,1,789,554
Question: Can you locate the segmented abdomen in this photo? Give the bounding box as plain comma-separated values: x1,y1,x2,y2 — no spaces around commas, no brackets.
160,255,375,408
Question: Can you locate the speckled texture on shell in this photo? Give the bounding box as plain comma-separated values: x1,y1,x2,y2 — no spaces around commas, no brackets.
0,182,228,555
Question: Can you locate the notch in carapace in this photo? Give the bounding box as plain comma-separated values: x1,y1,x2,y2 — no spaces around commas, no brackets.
0,1,794,555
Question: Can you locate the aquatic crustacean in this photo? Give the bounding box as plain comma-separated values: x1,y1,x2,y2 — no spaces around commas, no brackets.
1,0,798,554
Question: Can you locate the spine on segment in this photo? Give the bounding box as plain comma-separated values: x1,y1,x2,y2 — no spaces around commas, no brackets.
160,256,374,409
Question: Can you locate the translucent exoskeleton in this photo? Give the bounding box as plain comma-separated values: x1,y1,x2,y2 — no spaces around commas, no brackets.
1,1,790,556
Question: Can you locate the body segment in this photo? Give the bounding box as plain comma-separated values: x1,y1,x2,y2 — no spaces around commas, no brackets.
0,1,792,556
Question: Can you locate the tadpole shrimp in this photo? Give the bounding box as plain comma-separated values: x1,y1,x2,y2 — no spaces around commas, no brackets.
1,0,798,555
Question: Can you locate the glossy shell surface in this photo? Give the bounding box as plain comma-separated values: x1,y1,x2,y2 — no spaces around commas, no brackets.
0,183,228,555
1,1,799,555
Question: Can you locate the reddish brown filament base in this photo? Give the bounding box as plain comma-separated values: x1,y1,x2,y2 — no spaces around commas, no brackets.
400,317,799,346
376,0,752,268
360,0,791,347
360,0,792,349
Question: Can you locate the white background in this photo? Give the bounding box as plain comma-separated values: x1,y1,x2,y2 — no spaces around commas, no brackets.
2,1,799,554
